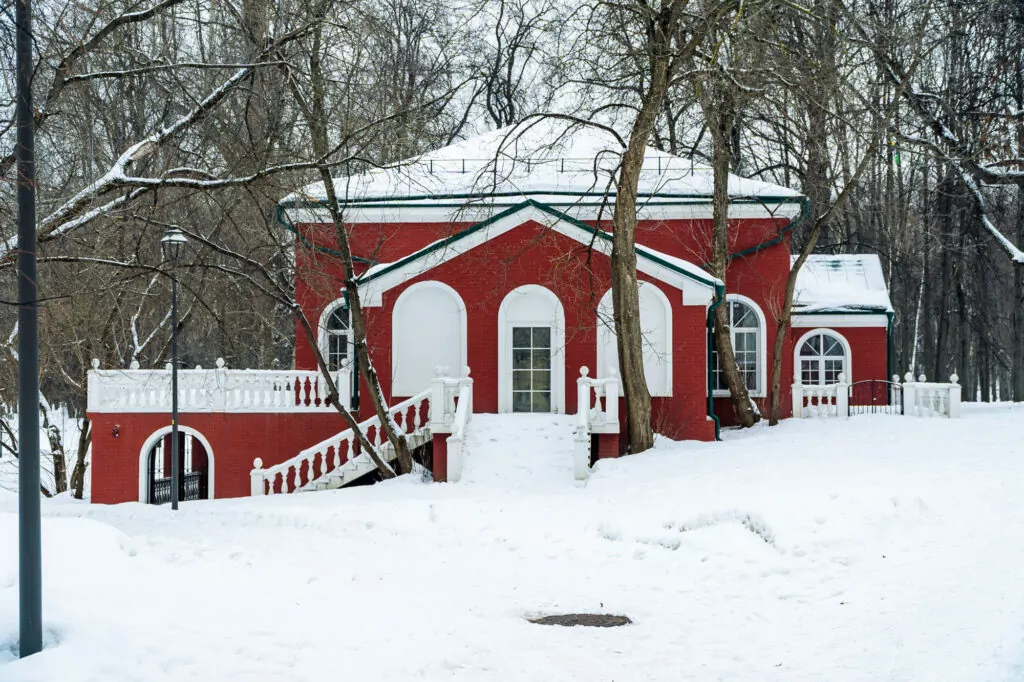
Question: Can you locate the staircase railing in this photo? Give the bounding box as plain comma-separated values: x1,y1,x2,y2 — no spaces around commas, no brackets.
429,367,474,482
250,389,430,495
573,366,620,480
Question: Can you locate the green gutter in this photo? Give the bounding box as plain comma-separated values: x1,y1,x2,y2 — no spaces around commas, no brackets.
706,284,725,441
728,195,812,262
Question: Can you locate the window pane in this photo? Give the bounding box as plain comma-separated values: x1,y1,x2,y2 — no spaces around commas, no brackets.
512,327,531,347
532,327,551,347
512,391,531,413
533,370,551,391
512,370,531,390
512,348,531,369
800,335,821,356
532,348,550,369
801,360,818,385
732,302,755,328
823,336,844,356
328,307,349,331
532,391,551,413
824,359,843,384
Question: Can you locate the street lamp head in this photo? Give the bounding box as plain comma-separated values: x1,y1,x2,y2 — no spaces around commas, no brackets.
161,228,188,264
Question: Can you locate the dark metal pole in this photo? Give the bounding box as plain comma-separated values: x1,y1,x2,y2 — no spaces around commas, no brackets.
15,0,43,658
170,275,179,510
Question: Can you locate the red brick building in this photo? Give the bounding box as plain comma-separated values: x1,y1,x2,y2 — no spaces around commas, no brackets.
86,123,893,504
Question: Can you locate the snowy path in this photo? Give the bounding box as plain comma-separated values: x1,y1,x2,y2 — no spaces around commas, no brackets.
3,405,1024,681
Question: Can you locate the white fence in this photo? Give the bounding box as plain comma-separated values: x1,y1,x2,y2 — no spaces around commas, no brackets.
573,366,620,480
87,358,350,413
792,372,962,419
429,366,474,482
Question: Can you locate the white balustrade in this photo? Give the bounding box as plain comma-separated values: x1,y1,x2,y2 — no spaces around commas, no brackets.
250,388,433,495
792,374,849,418
87,357,350,413
902,372,961,418
429,366,474,483
574,366,621,480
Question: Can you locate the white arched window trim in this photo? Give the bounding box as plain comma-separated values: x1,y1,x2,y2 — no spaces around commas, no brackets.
391,280,468,395
713,293,767,398
793,328,853,386
596,282,673,397
138,426,215,503
317,297,351,370
498,284,566,413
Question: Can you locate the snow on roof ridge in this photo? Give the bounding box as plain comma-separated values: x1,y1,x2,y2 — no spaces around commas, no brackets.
283,122,800,206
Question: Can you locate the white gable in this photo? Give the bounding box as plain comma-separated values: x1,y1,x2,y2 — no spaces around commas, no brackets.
793,254,893,314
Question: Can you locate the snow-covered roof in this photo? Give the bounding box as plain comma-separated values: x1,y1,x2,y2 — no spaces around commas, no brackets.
793,254,893,314
282,121,801,210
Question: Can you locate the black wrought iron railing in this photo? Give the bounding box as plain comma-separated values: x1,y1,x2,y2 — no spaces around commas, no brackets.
848,380,903,416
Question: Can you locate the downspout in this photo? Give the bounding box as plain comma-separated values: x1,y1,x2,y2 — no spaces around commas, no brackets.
706,282,726,441
886,310,895,382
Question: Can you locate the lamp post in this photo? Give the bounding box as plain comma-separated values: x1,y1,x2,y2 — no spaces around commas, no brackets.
161,228,187,510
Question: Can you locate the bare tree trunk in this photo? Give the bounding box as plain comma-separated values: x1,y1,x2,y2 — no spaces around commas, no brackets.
40,403,68,495
1014,193,1024,400
705,89,758,427
70,416,90,499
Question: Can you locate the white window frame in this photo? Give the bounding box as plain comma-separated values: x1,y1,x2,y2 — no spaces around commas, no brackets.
712,294,767,398
793,328,852,386
318,298,352,371
497,285,566,414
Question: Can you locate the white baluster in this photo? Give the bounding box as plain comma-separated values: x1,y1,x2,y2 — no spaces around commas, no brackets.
251,458,265,496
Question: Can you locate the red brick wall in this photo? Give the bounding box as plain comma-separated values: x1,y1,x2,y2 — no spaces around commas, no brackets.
88,411,352,504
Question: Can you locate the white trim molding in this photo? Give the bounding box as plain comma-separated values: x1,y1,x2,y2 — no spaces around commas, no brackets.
791,313,889,328
497,284,566,414
391,280,468,396
793,328,853,386
137,426,215,503
317,297,352,369
712,293,768,398
285,200,801,227
357,204,718,308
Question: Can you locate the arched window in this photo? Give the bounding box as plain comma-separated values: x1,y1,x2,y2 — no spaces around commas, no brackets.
796,330,850,385
713,296,765,395
392,281,467,396
320,302,351,371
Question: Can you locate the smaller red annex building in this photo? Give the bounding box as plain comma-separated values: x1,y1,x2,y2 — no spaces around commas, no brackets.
86,123,894,504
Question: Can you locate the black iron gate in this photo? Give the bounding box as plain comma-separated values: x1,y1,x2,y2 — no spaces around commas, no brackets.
147,433,208,504
848,380,903,416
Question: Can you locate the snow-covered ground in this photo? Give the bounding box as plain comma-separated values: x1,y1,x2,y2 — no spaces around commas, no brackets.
3,404,1024,681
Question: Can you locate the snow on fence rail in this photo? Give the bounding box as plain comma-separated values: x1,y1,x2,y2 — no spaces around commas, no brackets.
574,366,620,480
429,367,474,483
792,372,961,419
87,358,350,413
251,389,431,495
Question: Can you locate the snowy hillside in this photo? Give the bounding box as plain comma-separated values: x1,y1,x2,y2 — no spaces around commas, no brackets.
3,405,1024,680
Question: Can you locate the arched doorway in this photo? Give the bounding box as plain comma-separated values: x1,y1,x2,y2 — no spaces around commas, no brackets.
138,427,215,504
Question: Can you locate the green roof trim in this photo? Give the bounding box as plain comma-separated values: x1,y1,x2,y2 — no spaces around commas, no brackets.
355,199,722,291
280,190,805,211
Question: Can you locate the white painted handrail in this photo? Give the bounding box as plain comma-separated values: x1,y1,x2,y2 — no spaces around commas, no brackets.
250,389,431,495
792,374,849,418
574,366,620,480
428,366,474,483
87,358,350,413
